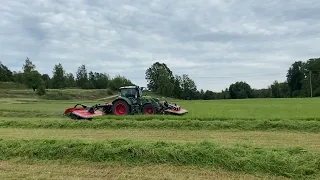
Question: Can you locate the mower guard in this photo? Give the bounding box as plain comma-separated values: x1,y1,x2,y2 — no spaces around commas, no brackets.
162,102,188,115
63,103,111,120
164,108,188,115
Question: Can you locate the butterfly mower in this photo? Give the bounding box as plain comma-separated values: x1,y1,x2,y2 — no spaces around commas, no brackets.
63,86,188,120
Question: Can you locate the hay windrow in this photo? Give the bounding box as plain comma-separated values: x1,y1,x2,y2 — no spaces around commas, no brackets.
0,139,319,179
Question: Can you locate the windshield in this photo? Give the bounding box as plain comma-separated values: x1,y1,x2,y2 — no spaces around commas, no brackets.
120,88,136,98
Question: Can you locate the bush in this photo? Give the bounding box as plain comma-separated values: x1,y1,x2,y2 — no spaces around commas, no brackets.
313,87,320,97
292,90,302,97
36,86,46,96
107,89,113,95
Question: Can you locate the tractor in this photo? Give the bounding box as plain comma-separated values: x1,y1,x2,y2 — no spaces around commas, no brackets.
63,85,188,120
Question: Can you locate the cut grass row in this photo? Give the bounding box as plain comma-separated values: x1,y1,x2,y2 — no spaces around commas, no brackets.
0,117,319,133
0,139,319,179
1,128,319,152
0,160,286,180
2,109,320,122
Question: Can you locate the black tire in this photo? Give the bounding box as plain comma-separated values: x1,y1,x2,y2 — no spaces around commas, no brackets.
142,104,156,115
112,100,130,116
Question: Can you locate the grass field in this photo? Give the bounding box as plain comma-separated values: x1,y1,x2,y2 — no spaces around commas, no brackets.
0,94,320,179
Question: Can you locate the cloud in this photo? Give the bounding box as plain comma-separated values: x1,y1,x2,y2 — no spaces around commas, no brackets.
1,0,320,91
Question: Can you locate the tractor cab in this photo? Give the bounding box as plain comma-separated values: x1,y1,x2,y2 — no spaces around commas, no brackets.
119,86,143,99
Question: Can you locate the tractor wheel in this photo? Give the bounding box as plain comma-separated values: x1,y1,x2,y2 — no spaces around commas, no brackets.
112,100,129,116
142,104,156,115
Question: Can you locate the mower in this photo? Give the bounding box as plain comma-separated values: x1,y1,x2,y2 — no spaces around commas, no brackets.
63,86,188,120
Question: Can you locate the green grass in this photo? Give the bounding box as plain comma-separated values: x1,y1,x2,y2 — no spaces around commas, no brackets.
0,139,319,179
0,88,115,100
179,98,320,120
0,93,320,179
0,97,319,132
3,88,319,120
1,97,320,120
0,82,27,89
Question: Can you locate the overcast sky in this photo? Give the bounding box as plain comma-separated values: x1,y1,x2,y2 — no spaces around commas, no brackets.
1,0,319,91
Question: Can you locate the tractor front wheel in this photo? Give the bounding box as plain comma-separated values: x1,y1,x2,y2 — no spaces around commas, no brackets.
112,100,129,116
143,104,156,115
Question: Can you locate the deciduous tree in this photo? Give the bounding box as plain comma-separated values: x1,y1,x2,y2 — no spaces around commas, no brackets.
52,63,66,89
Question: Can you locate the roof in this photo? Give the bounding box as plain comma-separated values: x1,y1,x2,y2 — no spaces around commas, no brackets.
119,86,138,89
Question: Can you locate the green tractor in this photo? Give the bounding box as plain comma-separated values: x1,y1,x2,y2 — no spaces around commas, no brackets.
63,86,188,119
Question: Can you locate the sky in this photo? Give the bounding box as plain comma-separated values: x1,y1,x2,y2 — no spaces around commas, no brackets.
1,0,319,92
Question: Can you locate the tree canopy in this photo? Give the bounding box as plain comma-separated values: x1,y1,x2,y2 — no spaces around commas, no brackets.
0,58,134,95
1,57,320,99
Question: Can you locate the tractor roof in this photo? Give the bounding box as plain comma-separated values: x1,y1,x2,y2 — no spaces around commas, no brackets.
119,86,138,89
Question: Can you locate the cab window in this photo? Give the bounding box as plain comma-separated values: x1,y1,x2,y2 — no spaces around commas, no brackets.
121,88,136,97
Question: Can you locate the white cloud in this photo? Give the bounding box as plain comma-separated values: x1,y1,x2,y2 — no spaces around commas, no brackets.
1,0,320,91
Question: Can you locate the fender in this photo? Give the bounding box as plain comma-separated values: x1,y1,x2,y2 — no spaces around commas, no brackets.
111,96,133,106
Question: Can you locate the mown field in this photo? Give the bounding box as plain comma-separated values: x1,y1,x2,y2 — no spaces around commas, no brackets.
0,93,320,179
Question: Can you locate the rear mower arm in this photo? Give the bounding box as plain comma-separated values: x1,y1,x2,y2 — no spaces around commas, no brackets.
71,103,112,114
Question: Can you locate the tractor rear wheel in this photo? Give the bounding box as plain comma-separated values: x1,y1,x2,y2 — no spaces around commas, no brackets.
142,104,156,115
112,100,129,116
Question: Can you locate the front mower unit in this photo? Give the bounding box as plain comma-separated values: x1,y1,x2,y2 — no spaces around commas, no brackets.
63,103,112,120
63,86,188,120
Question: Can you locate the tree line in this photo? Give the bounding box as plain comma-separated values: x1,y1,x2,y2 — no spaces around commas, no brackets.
145,58,320,99
0,58,134,95
1,57,319,99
